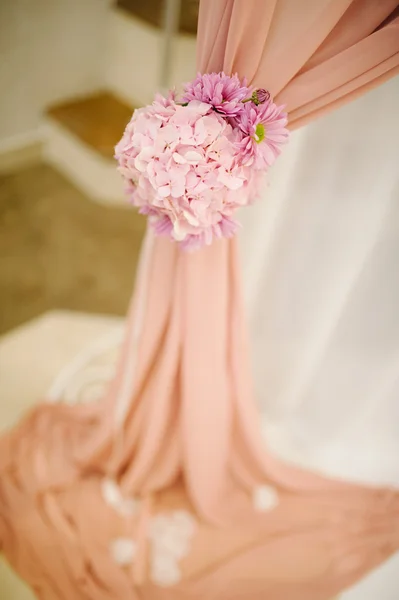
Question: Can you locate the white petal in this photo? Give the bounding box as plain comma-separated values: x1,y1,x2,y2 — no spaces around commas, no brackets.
101,478,121,506
118,497,141,517
151,556,181,587
101,478,140,517
253,484,279,512
110,538,137,566
172,511,197,537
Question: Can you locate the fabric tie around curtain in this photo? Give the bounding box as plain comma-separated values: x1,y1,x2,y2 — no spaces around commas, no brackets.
1,1,399,599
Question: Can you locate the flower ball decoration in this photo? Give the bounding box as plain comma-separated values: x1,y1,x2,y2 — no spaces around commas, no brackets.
115,72,288,250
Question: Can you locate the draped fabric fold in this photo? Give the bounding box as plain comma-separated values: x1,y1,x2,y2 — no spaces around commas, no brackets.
1,1,399,598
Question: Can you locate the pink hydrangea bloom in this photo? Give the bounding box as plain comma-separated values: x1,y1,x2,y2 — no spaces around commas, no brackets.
182,72,250,117
115,73,288,250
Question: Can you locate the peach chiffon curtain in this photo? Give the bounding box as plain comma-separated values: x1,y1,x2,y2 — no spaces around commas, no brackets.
197,0,399,129
90,0,399,519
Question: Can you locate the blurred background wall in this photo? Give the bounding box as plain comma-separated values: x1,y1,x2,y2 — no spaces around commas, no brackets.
0,0,110,144
0,0,197,151
0,0,198,337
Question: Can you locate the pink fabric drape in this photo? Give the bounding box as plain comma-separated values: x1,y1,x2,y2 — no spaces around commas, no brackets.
1,2,399,599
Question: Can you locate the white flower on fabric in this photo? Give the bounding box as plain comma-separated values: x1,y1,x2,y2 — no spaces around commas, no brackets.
101,477,140,517
149,510,197,587
101,477,121,505
171,511,197,538
253,484,280,512
151,554,181,587
110,538,137,566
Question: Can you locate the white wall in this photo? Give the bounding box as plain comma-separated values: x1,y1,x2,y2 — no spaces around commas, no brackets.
105,9,196,107
0,1,197,149
0,0,111,144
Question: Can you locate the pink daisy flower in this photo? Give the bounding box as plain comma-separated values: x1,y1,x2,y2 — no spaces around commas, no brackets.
237,101,289,169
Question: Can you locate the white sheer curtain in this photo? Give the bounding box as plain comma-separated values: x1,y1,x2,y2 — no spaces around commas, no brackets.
240,75,399,600
241,75,399,487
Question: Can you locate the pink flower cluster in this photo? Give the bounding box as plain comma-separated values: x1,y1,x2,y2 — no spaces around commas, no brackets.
115,72,288,250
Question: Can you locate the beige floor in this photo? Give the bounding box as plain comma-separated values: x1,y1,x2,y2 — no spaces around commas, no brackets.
0,163,145,335
0,310,122,430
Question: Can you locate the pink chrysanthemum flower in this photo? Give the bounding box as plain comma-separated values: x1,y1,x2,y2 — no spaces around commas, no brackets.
182,72,250,117
242,88,270,106
237,100,289,169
